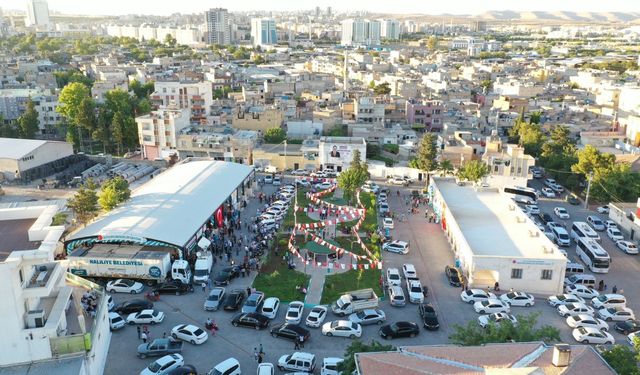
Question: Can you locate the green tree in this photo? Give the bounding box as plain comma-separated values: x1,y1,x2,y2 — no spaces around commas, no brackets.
571,145,616,177
373,82,391,96
590,163,640,203
57,82,91,150
408,133,438,172
17,98,40,138
601,344,640,375
92,107,111,154
337,340,395,374
104,89,135,118
253,55,266,64
518,122,545,157
457,160,489,183
337,149,369,204
129,79,155,99
426,36,438,51
111,111,125,155
449,312,560,346
479,80,492,93
99,176,131,211
438,159,454,176
263,127,286,143
163,33,177,46
67,183,99,224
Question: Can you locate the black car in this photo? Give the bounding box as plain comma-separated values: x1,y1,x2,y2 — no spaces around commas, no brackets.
538,212,553,225
214,266,241,286
379,321,420,339
222,289,246,311
418,304,439,330
167,365,197,375
567,195,580,205
445,265,462,287
615,320,640,335
113,299,153,315
270,323,310,342
231,312,270,330
153,281,194,295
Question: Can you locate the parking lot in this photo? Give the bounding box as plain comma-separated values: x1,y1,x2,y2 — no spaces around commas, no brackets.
105,176,640,375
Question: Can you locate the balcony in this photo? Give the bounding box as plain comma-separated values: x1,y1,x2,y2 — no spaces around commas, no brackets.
23,262,63,299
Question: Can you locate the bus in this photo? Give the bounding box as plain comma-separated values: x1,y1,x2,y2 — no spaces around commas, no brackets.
503,186,538,205
571,222,601,242
575,237,610,273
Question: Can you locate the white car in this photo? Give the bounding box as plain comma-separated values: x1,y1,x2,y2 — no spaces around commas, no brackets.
106,278,144,294
382,217,394,229
140,354,184,375
596,206,610,214
348,309,386,326
321,357,344,375
315,182,333,190
383,241,409,254
461,289,496,304
526,205,540,215
605,220,618,229
550,183,564,193
170,324,208,345
386,268,402,286
548,294,585,307
477,312,517,328
273,176,282,186
566,314,609,331
310,171,327,178
261,297,281,319
499,291,535,307
285,301,305,324
296,179,311,187
402,264,417,279
544,178,557,187
321,320,362,338
598,307,636,322
126,309,164,325
292,169,308,176
541,187,555,198
617,240,639,255
565,284,600,299
607,227,624,241
558,303,595,317
474,299,510,314
554,207,570,219
572,327,614,344
628,331,640,346
264,175,273,184
305,305,328,328
406,279,424,304
257,363,275,375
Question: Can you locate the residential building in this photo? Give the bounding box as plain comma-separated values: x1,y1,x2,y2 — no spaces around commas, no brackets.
405,98,444,132
232,106,284,133
340,19,381,46
205,8,231,45
492,95,529,113
379,19,400,40
176,128,258,164
608,199,640,242
353,97,385,124
150,81,213,125
482,131,536,189
26,0,50,28
429,177,567,295
286,120,324,139
318,136,367,172
251,18,277,47
136,107,191,160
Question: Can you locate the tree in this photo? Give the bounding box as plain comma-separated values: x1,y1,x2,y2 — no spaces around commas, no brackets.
438,159,454,176
337,149,369,204
601,345,640,375
17,98,40,138
409,133,438,172
111,111,126,155
263,127,286,143
99,176,131,211
129,79,155,99
518,122,545,157
67,182,99,224
57,82,91,149
571,145,616,178
373,82,391,96
426,36,438,51
76,97,97,142
337,340,395,374
479,80,492,93
163,33,177,46
449,312,560,346
457,160,489,183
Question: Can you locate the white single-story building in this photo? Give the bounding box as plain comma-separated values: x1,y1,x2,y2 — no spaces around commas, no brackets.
429,177,567,295
0,138,74,182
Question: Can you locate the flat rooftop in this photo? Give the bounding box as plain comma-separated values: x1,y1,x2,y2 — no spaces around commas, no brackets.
0,219,40,262
435,178,564,259
70,244,173,259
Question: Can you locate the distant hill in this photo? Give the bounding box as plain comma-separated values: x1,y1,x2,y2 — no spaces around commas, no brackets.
477,11,640,23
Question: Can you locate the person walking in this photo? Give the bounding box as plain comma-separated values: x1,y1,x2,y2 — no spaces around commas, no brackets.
247,287,252,296
201,282,206,292
141,331,148,343
253,348,259,362
137,326,141,339
258,352,264,364
299,335,305,349
613,285,618,293
294,339,300,350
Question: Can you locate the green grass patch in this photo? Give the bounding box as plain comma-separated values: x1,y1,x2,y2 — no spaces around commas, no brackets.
320,269,383,305
382,144,399,154
370,155,396,167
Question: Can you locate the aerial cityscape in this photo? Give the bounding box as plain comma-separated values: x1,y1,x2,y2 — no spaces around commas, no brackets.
1,1,640,374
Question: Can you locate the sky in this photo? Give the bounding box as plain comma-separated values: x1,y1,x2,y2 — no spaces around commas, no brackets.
2,0,639,16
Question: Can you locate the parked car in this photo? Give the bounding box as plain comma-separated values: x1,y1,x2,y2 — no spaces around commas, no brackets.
270,323,310,342
554,207,570,219
406,279,424,304
378,321,420,339
285,301,305,324
315,182,333,190
572,327,614,344
241,291,265,314
256,363,274,375
566,314,609,331
499,291,535,307
616,240,639,255
387,176,408,186
565,284,600,300
614,320,640,335
322,320,362,338
109,312,126,331
386,268,402,286
114,299,153,315
348,309,386,326
277,352,316,373
526,205,540,215
264,175,273,184
204,287,225,311
222,289,246,311
170,324,208,345
478,312,517,328
153,281,193,296
461,289,496,304
474,299,510,314
321,358,343,375
548,294,585,307
567,195,580,205
541,188,556,198
106,278,144,294
605,220,618,229
587,215,606,231
596,206,610,214
231,312,270,330
418,304,439,330
261,297,281,319
598,307,636,322
208,358,241,375
140,354,184,375
606,227,624,241
382,217,394,229
126,309,164,325
537,212,553,225
592,294,627,310
214,266,241,286
402,264,417,279
305,305,328,328
445,265,462,286
383,241,409,254
557,303,595,317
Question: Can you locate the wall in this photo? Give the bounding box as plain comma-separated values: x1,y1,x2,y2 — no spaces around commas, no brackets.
17,142,74,173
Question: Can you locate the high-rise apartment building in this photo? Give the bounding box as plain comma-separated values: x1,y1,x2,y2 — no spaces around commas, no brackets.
341,19,381,46
205,8,231,45
251,18,277,47
26,0,50,27
379,19,400,40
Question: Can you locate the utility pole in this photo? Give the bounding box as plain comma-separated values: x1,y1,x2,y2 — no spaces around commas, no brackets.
584,172,594,209
284,139,287,170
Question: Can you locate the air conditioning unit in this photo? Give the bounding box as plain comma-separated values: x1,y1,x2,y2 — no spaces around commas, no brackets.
26,309,46,328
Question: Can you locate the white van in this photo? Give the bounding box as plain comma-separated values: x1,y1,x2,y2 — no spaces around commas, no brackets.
565,262,585,274
265,165,278,173
278,352,316,373
564,274,596,288
552,226,571,247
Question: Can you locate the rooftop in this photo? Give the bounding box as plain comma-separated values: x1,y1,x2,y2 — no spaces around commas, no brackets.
434,178,564,259
0,138,57,160
0,219,40,262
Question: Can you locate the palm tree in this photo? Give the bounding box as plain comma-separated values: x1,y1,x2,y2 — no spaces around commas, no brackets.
438,160,454,177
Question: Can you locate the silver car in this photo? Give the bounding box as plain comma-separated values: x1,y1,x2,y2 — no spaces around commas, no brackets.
204,287,225,311
348,309,386,326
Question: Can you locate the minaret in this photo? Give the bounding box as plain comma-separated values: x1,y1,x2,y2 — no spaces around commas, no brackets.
343,49,348,92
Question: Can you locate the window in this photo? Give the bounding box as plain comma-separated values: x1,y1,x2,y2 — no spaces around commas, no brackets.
511,268,523,279
541,270,553,280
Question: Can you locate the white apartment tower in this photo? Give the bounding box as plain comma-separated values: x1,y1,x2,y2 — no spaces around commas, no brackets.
251,18,277,47
26,0,50,27
341,19,381,46
205,8,231,45
379,19,400,40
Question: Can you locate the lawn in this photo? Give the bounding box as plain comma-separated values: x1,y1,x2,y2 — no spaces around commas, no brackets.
320,269,384,305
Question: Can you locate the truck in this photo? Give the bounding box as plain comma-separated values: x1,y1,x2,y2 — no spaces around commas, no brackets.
67,243,192,285
193,252,213,284
137,338,183,358
331,288,379,316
